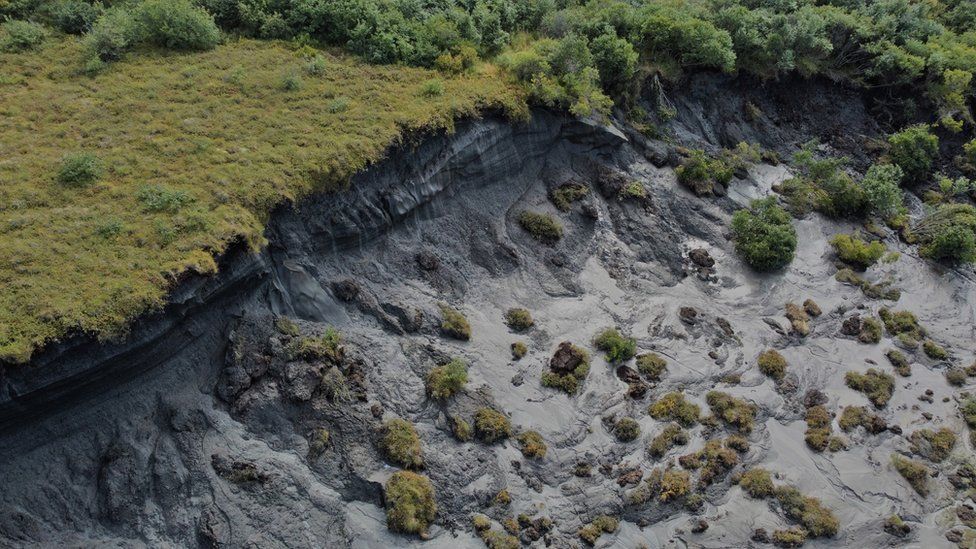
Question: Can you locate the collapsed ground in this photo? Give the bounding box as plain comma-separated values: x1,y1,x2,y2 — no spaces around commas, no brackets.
0,78,975,547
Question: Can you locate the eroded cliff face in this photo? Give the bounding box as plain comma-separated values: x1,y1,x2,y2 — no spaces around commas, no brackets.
0,80,974,548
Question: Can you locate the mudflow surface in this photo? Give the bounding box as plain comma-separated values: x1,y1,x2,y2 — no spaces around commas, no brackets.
0,77,974,548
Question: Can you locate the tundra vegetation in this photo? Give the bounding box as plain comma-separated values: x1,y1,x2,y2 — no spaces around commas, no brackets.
4,0,976,361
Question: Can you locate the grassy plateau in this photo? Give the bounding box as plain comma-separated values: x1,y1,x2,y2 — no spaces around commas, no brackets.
0,36,524,363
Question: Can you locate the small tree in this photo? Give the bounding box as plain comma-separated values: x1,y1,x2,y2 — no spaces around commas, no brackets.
731,197,797,271
860,163,904,218
888,125,938,184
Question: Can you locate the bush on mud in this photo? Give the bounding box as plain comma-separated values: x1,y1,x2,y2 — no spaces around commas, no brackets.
504,308,534,332
517,211,563,244
593,327,636,363
379,418,424,469
888,124,939,184
757,349,787,381
830,233,885,270
648,392,700,427
439,304,471,340
385,471,437,537
731,197,797,271
426,358,468,399
474,407,511,443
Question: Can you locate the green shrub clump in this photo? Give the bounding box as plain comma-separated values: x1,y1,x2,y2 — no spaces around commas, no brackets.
773,486,840,537
550,183,589,211
380,418,423,469
57,152,103,187
88,0,220,62
286,327,343,363
614,417,640,442
636,352,667,380
960,398,976,428
593,327,636,363
913,204,976,263
731,197,797,271
648,392,700,427
504,308,534,332
845,369,895,408
860,163,905,218
541,343,591,395
675,149,734,196
578,515,618,546
647,423,687,457
0,20,47,52
438,304,471,340
706,391,757,434
771,527,807,547
425,358,468,399
517,211,563,244
739,468,774,498
474,407,511,444
385,471,437,537
908,428,956,462
922,340,948,360
757,349,787,381
510,341,527,360
516,430,547,459
838,406,886,433
830,233,885,270
888,125,939,184
49,0,102,34
891,454,930,496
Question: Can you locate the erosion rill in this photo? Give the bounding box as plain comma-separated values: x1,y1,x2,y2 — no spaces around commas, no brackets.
2,82,976,548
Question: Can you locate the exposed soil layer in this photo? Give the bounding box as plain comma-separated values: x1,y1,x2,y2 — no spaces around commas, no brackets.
1,78,974,548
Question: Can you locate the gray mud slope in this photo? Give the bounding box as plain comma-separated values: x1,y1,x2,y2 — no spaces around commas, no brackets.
0,83,974,548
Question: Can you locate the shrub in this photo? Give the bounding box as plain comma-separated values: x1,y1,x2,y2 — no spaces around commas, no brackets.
380,419,423,469
679,438,739,485
909,428,956,462
922,340,948,360
829,233,885,270
578,515,618,546
859,317,883,344
961,398,976,428
838,406,886,433
914,204,976,263
281,72,302,91
304,54,327,75
879,308,925,343
845,369,894,408
541,343,591,395
474,407,511,443
614,417,640,442
648,392,700,427
425,358,468,399
771,527,807,547
886,349,911,376
419,78,444,97
731,197,797,271
675,149,734,196
450,415,472,442
510,341,527,360
385,471,437,537
516,430,547,458
757,349,787,381
56,152,103,186
861,163,904,218
659,469,691,502
647,423,687,457
774,486,839,537
517,211,563,244
593,327,636,363
87,8,134,60
590,32,637,94
504,308,533,332
131,0,221,51
438,304,471,340
706,391,757,434
739,468,774,498
550,182,589,211
0,20,47,52
891,454,930,496
286,327,342,363
320,366,351,402
48,0,102,34
137,184,192,213
636,352,667,380
888,124,938,184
